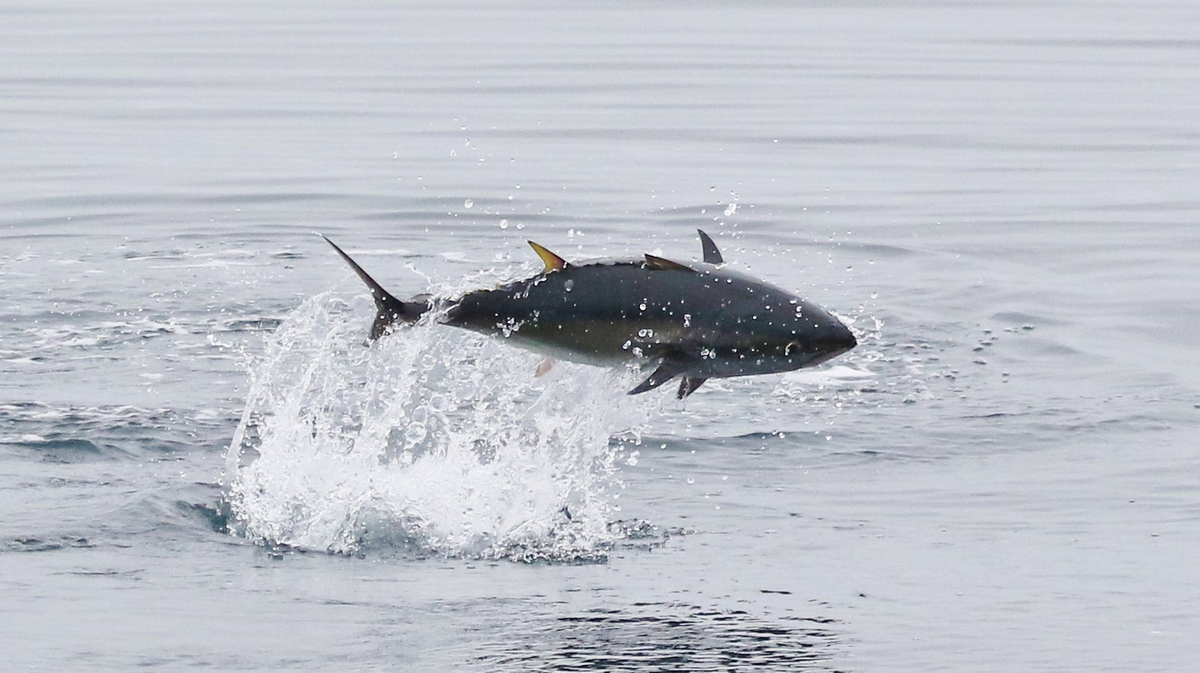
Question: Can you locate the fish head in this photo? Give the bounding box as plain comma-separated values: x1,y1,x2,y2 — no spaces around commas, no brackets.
776,296,857,368
694,272,857,377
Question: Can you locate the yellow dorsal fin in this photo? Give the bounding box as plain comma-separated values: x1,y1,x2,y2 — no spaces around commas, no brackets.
528,241,568,272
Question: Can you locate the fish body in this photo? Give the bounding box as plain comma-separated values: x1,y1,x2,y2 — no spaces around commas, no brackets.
323,231,856,398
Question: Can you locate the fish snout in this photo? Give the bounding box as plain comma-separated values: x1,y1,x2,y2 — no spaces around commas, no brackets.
789,314,856,366
815,318,856,365
827,318,857,356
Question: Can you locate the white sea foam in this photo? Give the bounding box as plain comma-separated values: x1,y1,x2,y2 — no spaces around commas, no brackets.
224,292,652,560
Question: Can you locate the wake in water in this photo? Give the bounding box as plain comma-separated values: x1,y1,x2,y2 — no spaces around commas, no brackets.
224,290,655,562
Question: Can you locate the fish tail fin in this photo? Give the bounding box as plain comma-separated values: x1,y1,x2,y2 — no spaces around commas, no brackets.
320,235,429,339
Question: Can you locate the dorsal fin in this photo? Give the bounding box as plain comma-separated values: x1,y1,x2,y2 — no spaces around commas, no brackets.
697,229,723,264
528,241,568,272
643,254,694,272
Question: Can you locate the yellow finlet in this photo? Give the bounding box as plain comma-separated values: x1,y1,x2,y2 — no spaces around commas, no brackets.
528,241,568,272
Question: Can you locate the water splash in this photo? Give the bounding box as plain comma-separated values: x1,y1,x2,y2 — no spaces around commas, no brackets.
224,292,652,561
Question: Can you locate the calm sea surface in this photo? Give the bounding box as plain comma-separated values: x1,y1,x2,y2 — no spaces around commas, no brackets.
3,1,1199,671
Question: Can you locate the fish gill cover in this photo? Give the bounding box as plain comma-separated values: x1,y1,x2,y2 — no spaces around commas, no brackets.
223,286,656,562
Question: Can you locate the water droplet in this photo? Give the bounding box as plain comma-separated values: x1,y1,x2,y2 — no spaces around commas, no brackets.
564,279,574,292
499,219,508,229
464,199,473,209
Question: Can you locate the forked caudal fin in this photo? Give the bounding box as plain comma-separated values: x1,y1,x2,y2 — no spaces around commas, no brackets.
320,235,430,340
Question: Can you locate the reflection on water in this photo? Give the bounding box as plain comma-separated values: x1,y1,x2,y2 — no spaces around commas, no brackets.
472,602,840,673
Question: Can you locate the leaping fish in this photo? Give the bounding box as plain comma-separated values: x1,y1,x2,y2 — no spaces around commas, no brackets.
322,230,856,398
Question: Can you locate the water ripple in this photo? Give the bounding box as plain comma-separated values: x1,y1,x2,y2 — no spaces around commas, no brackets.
471,602,840,673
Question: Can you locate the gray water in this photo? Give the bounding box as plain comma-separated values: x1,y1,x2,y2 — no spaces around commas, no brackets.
3,1,1199,670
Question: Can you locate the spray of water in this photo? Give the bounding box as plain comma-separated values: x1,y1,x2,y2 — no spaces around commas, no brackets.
224,291,653,561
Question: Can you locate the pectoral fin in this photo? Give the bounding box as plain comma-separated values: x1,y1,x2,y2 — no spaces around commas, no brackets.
629,354,693,395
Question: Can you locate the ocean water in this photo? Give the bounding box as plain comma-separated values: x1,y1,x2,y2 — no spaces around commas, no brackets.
3,1,1199,671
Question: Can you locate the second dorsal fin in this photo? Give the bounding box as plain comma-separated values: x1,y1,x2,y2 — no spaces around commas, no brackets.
697,229,723,264
528,241,569,272
643,254,694,272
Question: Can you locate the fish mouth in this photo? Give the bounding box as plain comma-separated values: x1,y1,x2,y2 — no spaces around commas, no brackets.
832,322,857,354
794,321,857,366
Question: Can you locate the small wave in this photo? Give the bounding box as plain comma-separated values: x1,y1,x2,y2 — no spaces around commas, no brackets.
211,317,284,333
0,403,216,461
327,247,415,257
5,437,105,460
176,500,232,535
5,536,93,553
17,318,189,353
779,364,874,386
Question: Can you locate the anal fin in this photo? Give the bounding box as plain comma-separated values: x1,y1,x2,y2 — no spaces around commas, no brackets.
677,376,707,399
